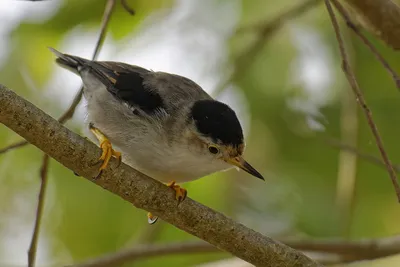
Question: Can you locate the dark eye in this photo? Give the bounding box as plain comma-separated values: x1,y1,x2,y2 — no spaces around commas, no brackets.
208,145,219,154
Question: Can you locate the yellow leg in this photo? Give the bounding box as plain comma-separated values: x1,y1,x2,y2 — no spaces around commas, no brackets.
147,181,187,225
89,123,122,178
166,181,187,202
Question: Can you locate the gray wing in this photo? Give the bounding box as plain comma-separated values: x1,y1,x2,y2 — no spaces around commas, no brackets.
93,62,213,116
142,71,213,113
50,46,212,116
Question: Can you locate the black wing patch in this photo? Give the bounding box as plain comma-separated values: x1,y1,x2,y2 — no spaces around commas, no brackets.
87,62,165,115
111,72,165,114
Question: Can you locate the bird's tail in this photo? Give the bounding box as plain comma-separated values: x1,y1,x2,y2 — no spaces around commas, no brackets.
48,47,89,74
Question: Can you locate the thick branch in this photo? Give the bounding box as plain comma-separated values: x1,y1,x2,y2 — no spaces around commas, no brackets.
342,0,400,50
0,84,322,267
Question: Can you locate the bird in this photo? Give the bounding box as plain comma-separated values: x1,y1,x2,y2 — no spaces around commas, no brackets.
49,47,264,224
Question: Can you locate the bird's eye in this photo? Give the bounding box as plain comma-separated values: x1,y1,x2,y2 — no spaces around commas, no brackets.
208,145,219,154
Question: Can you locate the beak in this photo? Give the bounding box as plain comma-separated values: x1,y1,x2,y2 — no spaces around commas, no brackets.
227,156,264,181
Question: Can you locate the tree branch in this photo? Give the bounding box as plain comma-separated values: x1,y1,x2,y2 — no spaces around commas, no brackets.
0,84,322,267
342,0,400,50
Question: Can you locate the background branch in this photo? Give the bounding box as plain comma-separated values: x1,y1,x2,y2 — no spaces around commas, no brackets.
323,138,400,173
68,241,221,267
213,0,320,97
233,0,320,76
0,84,322,267
69,235,400,267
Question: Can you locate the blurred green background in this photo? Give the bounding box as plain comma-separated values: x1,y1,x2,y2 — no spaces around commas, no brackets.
1,0,400,266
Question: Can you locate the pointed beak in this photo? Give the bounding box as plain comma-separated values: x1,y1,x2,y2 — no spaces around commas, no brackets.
227,156,264,180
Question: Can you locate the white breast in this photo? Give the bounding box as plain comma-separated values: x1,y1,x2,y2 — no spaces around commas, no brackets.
115,137,233,183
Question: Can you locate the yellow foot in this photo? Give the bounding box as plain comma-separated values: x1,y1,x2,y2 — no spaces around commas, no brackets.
146,181,187,225
167,181,187,202
147,212,158,225
89,123,122,178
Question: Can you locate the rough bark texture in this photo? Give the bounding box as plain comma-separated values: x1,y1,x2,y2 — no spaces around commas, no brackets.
0,84,322,267
342,0,400,50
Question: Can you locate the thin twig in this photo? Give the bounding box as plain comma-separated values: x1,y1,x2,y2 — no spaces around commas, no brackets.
213,0,320,97
120,0,135,15
324,0,400,202
0,140,28,154
27,1,119,267
330,0,400,89
27,154,50,267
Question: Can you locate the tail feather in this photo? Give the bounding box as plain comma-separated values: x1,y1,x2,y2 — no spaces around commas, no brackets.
48,47,88,73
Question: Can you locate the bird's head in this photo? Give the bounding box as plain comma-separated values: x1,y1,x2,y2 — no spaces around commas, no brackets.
188,99,264,180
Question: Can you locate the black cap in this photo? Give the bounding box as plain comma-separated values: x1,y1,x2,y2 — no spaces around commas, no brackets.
190,100,244,147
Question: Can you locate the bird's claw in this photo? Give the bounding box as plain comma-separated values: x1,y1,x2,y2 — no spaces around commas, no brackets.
167,181,187,203
89,124,121,179
98,139,121,169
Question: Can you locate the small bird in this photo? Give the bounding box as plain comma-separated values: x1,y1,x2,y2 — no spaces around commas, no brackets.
50,47,264,224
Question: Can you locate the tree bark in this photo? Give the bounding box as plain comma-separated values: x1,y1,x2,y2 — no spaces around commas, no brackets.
342,0,400,50
0,84,322,267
